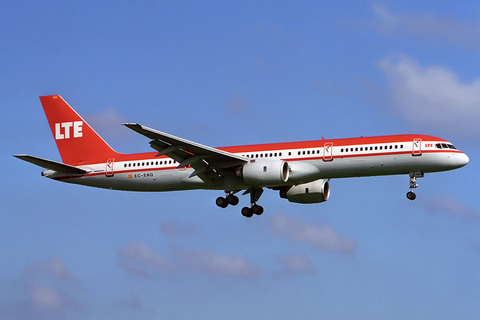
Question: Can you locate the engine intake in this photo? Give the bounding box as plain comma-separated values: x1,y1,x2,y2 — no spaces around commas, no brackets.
281,179,330,204
241,160,289,186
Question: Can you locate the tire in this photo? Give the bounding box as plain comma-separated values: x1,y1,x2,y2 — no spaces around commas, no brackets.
252,205,264,215
241,207,253,218
406,191,416,201
216,197,228,208
227,194,239,206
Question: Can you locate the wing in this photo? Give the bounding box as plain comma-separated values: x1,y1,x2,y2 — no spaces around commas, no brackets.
123,123,248,185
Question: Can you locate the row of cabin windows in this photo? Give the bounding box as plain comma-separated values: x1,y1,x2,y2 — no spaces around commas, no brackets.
341,144,404,153
122,142,435,167
123,160,176,168
245,152,283,158
298,150,321,156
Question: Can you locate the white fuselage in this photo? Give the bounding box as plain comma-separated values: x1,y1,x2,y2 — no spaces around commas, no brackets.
46,136,469,192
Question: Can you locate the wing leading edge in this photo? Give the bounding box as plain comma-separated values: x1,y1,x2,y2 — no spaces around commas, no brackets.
123,123,248,184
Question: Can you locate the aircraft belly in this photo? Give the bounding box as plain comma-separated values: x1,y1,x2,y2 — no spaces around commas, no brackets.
59,168,209,192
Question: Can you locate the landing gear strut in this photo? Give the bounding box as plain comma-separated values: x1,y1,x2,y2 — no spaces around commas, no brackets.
406,172,423,200
216,188,264,218
241,187,264,218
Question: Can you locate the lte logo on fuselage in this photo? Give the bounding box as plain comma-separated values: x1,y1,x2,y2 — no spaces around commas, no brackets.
55,121,83,140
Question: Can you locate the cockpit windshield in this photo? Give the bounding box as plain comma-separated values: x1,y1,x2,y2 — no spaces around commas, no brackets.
435,143,456,150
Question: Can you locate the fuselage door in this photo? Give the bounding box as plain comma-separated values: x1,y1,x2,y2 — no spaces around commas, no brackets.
412,138,422,156
106,158,115,177
323,142,333,161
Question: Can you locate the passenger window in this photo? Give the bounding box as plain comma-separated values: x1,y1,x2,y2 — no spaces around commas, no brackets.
390,145,392,149
375,146,378,150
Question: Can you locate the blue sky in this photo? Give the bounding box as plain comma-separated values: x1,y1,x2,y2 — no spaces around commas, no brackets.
1,1,479,319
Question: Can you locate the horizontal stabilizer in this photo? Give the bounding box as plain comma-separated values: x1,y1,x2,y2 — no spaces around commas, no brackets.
14,155,88,175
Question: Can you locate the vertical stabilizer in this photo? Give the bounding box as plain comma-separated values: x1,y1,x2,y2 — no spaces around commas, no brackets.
39,95,122,165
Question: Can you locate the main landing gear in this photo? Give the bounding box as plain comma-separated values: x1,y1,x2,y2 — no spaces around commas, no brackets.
215,188,264,218
216,193,239,208
406,172,423,201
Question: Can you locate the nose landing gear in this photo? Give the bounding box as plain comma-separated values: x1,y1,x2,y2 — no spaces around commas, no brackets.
406,172,423,200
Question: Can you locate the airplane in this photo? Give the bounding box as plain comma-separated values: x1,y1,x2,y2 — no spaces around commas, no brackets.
15,95,469,218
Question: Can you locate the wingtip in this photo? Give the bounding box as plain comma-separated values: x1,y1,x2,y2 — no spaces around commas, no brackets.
122,123,141,128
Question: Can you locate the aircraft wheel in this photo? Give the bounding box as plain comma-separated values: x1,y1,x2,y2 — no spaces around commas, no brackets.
406,191,416,201
241,207,253,218
252,204,264,215
216,197,229,208
227,194,239,206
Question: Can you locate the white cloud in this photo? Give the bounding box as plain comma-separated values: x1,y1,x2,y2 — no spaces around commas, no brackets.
276,253,316,276
172,246,261,278
28,282,63,313
372,4,480,49
27,255,75,282
84,108,131,142
379,54,480,135
269,213,356,256
117,242,261,278
159,221,197,236
117,242,174,277
427,194,480,219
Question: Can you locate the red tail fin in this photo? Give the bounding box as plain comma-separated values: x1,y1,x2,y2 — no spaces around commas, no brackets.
40,95,122,165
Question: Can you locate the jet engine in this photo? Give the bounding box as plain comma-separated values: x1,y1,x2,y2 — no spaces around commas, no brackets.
241,160,289,186
280,179,330,203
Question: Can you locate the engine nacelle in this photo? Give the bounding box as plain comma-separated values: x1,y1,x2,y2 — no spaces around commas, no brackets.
241,160,289,186
281,179,330,204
